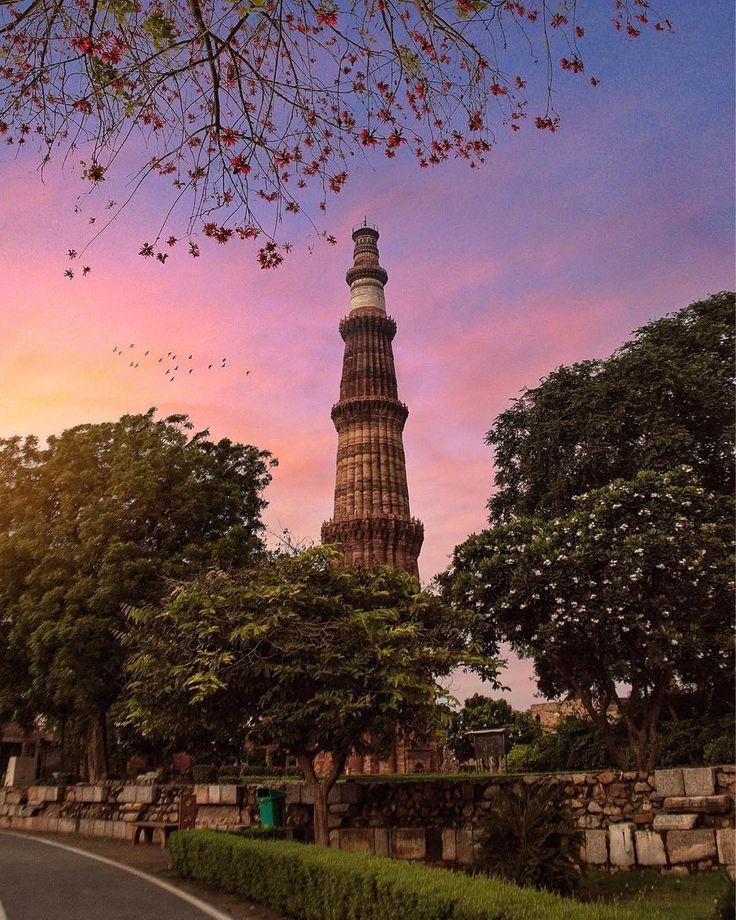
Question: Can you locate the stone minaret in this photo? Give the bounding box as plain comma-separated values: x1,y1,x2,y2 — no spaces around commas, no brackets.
321,223,424,579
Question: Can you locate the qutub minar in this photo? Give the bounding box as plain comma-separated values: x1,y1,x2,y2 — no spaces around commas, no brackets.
320,223,439,774
322,222,424,581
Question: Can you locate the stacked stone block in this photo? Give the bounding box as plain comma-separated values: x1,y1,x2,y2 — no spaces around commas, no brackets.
1,768,733,875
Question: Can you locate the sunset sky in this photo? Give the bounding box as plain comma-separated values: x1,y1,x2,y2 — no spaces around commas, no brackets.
1,2,733,708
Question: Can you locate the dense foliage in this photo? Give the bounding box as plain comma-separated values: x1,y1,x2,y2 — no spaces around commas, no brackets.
505,714,735,774
169,829,651,920
474,783,583,894
447,695,541,762
0,410,274,779
125,545,485,843
487,293,734,523
444,295,735,772
0,0,671,266
445,468,734,771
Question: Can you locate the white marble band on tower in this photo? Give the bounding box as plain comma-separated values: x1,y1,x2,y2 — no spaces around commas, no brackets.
346,224,389,314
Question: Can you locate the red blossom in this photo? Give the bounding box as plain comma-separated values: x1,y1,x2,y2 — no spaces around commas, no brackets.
230,154,251,175
561,57,584,74
468,111,483,131
534,115,560,132
258,242,283,269
218,128,241,147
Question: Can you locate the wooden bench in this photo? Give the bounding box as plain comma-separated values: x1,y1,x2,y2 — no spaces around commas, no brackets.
132,792,196,849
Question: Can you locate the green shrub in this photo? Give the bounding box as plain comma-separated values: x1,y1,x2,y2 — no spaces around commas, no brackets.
703,734,735,767
233,826,293,841
169,829,655,920
474,783,583,895
192,763,217,783
505,743,540,773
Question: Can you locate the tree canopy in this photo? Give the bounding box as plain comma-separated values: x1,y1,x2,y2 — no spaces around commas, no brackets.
0,0,671,266
487,292,735,524
447,694,541,762
444,468,734,771
0,409,274,779
125,545,487,843
443,293,736,771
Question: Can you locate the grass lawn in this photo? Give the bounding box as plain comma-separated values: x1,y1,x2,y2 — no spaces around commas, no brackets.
576,869,731,920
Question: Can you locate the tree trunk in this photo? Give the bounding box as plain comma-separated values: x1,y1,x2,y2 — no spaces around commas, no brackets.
298,750,347,847
59,718,66,774
565,677,629,769
619,680,668,773
86,711,108,782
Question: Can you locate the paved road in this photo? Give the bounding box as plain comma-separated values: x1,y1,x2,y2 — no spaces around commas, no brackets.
0,832,231,919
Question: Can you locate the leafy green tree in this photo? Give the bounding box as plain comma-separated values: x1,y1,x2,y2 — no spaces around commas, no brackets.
487,292,734,524
444,468,734,771
125,546,485,845
447,695,541,763
0,410,274,780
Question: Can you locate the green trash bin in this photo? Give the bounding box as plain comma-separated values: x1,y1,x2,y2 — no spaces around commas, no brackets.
256,786,287,828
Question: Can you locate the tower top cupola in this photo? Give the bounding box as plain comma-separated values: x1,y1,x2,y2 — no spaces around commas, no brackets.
346,221,389,313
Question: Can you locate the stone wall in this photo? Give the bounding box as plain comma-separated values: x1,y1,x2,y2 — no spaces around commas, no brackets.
1,766,733,876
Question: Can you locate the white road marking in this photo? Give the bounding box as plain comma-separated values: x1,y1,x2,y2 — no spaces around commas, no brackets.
0,831,232,920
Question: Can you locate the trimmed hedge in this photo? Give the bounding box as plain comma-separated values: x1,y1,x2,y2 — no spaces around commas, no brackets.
169,830,659,920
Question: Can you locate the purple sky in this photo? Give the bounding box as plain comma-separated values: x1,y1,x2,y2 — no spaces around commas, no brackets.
1,2,733,709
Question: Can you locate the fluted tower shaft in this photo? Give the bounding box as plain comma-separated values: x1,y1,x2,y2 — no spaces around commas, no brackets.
321,225,424,579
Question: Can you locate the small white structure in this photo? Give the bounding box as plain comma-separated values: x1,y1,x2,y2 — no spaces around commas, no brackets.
4,755,36,787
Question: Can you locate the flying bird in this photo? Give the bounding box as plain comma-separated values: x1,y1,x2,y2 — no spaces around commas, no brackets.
144,350,149,356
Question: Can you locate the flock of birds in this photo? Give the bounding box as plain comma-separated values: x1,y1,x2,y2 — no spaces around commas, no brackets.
112,344,250,383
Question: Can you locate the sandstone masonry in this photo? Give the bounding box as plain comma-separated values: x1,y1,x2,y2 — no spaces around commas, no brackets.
2,766,733,876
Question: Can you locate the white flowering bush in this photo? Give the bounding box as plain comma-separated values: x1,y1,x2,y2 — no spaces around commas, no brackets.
443,467,734,771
